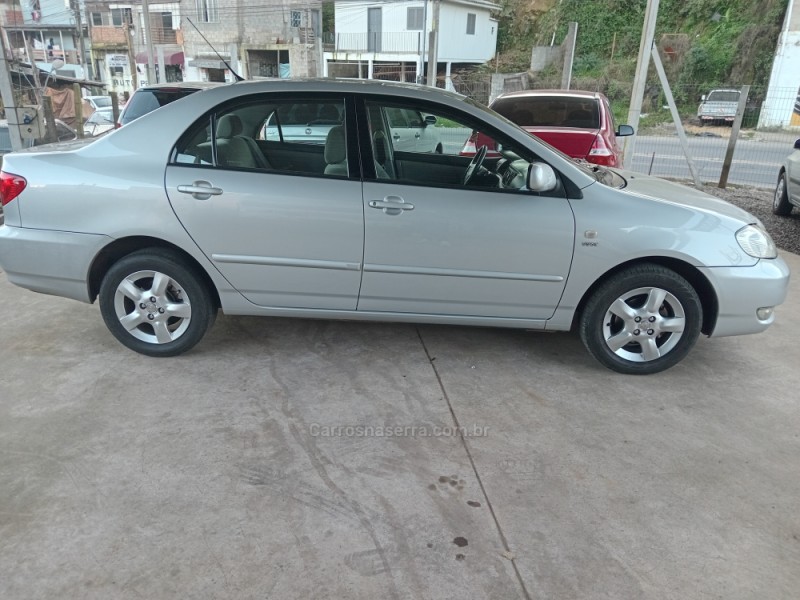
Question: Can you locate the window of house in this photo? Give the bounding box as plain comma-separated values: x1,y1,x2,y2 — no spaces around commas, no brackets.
291,10,302,27
407,7,424,31
91,12,103,26
111,8,131,26
466,13,476,35
197,0,218,23
247,49,290,78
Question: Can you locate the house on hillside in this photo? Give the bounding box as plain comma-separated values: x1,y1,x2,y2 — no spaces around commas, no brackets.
86,1,184,95
1,0,88,78
182,0,322,82
324,0,499,85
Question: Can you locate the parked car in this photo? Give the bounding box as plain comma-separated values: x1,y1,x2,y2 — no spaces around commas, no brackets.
83,108,115,137
85,95,113,111
697,89,741,126
118,81,221,127
466,90,633,167
0,118,77,156
0,80,789,374
773,138,800,216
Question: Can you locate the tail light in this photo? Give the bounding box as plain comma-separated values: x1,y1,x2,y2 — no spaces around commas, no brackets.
587,135,616,166
0,171,27,207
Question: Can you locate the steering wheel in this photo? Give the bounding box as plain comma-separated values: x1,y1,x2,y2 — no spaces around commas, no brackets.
463,145,488,186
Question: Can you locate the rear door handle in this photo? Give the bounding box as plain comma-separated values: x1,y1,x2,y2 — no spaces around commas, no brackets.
177,181,223,200
369,196,414,215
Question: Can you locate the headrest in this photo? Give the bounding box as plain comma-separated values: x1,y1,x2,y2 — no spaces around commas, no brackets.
217,114,242,139
324,125,347,164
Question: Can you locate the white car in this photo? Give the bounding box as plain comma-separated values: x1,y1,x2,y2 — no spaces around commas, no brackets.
774,138,800,216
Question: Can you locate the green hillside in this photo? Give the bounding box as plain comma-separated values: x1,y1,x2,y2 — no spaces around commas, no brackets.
497,0,788,91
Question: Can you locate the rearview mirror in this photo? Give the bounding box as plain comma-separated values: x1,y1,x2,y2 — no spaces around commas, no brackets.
616,124,634,137
794,138,800,150
527,162,558,193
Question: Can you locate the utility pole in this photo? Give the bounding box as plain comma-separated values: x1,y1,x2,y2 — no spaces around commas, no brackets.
0,26,24,151
419,0,428,83
622,0,660,169
141,0,157,85
426,0,440,87
561,22,578,90
126,17,138,90
71,0,88,79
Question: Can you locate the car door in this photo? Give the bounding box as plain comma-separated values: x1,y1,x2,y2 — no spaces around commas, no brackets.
357,98,575,321
788,144,800,205
165,94,364,310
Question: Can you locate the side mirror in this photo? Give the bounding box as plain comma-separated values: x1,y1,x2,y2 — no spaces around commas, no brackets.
701,95,706,102
527,162,558,193
424,114,437,126
794,138,800,150
616,124,635,137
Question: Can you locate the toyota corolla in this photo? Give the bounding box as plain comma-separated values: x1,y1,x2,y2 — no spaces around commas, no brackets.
0,80,789,374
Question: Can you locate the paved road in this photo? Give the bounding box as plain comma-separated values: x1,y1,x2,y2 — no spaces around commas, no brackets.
2,253,800,598
631,134,794,189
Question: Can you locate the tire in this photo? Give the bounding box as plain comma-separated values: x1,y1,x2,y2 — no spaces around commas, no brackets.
579,264,702,375
434,142,443,154
773,172,793,216
99,249,216,357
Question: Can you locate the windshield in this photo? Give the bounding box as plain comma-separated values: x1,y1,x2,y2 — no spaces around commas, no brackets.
707,91,740,102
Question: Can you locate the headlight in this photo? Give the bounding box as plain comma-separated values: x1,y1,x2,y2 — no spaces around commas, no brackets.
736,224,777,259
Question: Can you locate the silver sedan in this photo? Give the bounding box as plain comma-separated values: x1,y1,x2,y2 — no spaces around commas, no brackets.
0,79,790,374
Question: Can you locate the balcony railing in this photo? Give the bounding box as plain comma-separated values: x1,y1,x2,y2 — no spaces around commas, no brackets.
324,31,425,54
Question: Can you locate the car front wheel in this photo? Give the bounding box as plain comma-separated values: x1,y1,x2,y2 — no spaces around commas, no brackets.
99,249,216,356
773,172,792,216
579,264,702,375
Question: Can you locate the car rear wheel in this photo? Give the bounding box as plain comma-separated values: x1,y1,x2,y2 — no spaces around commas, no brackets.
773,172,792,216
579,264,702,375
99,249,216,356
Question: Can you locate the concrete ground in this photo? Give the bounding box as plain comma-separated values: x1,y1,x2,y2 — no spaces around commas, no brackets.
1,255,799,600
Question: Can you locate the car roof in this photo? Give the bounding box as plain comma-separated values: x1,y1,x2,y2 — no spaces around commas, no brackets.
494,89,603,101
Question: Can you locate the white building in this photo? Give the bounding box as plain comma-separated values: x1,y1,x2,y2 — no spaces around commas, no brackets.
758,0,800,128
324,0,499,85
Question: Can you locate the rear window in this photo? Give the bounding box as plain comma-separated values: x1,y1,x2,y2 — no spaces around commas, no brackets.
91,96,112,108
707,91,740,102
492,96,600,129
120,88,199,124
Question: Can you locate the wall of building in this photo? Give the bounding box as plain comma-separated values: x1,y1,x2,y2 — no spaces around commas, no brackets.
758,0,800,128
333,0,496,64
436,2,496,63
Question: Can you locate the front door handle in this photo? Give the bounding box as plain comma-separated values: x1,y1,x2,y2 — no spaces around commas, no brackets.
177,181,223,200
369,196,414,215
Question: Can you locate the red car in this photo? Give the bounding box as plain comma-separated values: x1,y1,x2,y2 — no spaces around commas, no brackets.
464,90,634,167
